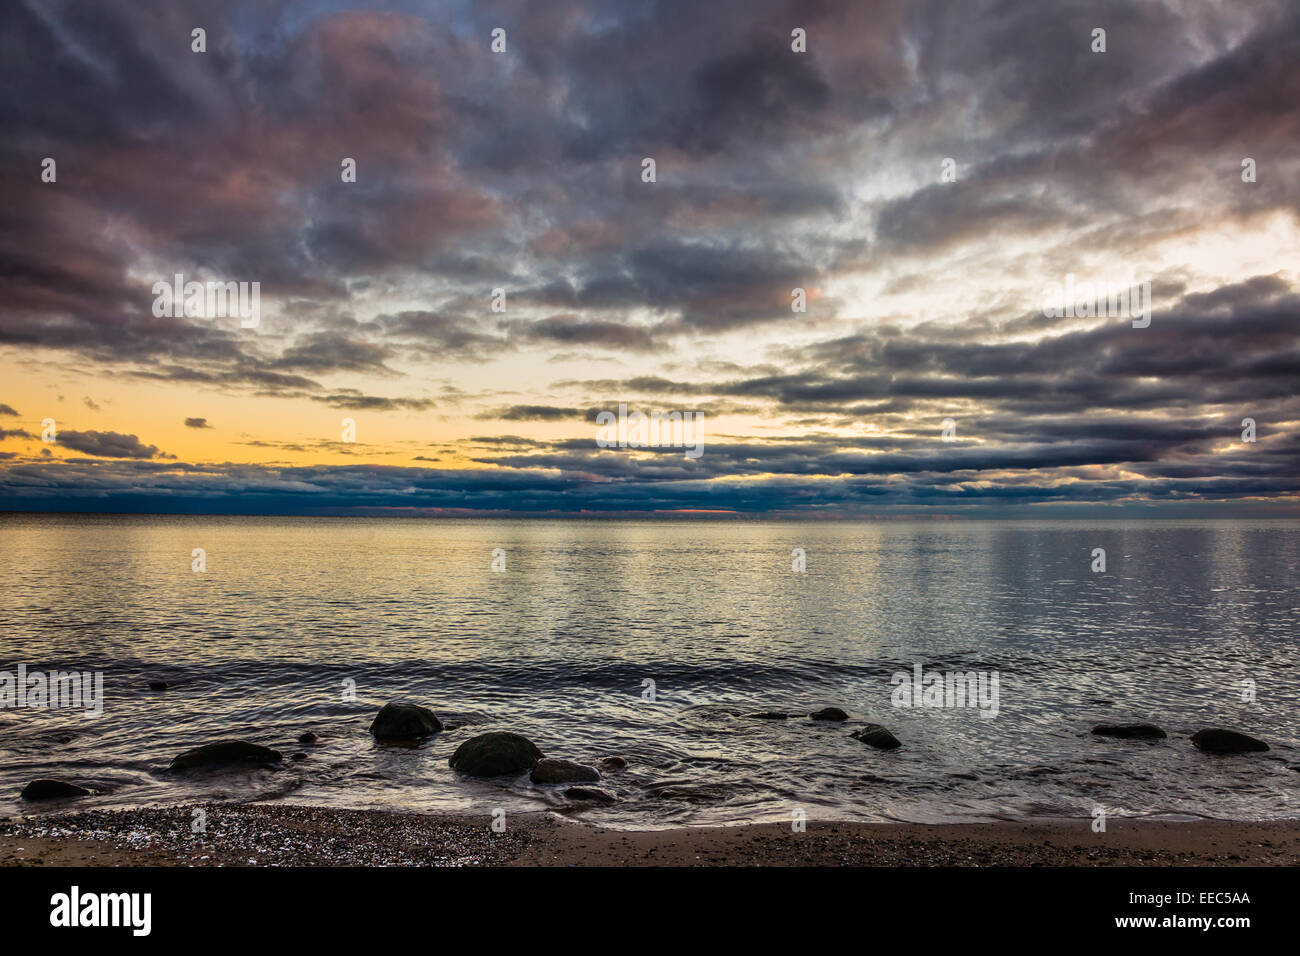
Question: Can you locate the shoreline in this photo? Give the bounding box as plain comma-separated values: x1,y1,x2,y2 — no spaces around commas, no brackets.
3,804,1298,867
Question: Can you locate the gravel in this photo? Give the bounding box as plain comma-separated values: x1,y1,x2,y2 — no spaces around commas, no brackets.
0,803,532,867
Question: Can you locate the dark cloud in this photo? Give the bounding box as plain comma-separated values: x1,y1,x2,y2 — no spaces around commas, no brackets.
184,418,212,428
56,430,163,459
270,332,396,375
509,315,657,350
478,405,593,422
0,452,1295,518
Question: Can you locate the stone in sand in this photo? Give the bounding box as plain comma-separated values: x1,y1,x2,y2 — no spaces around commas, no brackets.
169,740,283,772
449,732,543,777
1191,728,1268,754
1091,723,1166,739
20,779,94,801
599,756,627,771
530,757,601,784
851,724,901,750
565,786,617,803
810,707,849,721
368,702,443,739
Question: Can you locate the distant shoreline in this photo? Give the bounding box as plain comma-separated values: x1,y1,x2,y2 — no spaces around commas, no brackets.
3,510,1300,521
4,804,1298,867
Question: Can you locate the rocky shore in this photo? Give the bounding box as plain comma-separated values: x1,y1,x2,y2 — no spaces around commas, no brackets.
2,804,1298,867
16,697,1283,815
8,698,1292,867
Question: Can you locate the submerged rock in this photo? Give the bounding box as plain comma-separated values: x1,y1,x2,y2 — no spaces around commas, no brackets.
598,756,628,771
298,732,318,745
21,779,94,801
565,786,617,803
169,740,283,772
851,724,901,750
530,758,601,784
1091,723,1167,739
147,680,168,691
747,711,795,720
1191,728,1269,754
449,732,543,777
810,707,849,721
368,702,442,739
291,752,308,761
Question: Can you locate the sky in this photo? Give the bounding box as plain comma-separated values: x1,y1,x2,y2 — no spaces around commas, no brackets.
1,0,1298,517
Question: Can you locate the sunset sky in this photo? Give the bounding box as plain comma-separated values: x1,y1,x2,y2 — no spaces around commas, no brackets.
1,0,1298,516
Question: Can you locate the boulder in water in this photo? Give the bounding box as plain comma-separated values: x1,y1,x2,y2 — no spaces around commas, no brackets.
851,724,901,750
169,740,283,772
598,756,627,771
21,780,94,801
810,707,849,721
1191,728,1268,754
530,758,601,784
369,702,443,739
1091,723,1166,739
449,732,543,777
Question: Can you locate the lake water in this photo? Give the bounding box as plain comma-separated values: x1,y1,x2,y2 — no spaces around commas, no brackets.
1,514,1297,828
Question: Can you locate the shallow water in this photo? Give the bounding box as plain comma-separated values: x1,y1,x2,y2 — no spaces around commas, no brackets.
0,515,1297,828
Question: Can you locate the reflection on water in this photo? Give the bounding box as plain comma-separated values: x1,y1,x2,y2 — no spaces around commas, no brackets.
0,515,1297,828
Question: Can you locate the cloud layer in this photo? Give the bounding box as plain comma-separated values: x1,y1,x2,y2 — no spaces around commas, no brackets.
0,0,1297,515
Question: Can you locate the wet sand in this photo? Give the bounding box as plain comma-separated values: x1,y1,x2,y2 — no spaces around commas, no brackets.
2,804,1298,866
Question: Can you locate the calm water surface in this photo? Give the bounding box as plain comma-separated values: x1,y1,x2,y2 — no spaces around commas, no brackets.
1,515,1297,827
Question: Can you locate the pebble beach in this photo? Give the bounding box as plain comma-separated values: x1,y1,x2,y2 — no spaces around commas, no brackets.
3,804,1299,867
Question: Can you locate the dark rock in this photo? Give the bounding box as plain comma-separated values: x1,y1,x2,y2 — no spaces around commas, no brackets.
746,712,795,720
810,707,849,721
291,752,307,761
298,732,318,745
449,732,543,777
851,724,901,750
598,756,627,771
169,740,283,772
368,702,442,739
147,680,168,691
1091,723,1167,739
1191,728,1269,754
530,758,600,784
565,786,617,804
20,779,94,801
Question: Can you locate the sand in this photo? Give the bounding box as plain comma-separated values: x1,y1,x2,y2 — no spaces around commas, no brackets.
2,804,1298,866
